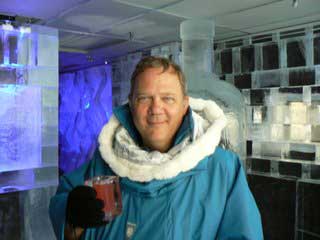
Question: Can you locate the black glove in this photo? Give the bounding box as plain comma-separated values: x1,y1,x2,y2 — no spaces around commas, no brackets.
66,185,107,228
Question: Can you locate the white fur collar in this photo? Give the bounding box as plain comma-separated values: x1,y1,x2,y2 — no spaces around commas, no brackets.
98,97,227,182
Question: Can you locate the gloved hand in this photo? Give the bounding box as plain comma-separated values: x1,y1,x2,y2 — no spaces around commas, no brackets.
66,185,107,228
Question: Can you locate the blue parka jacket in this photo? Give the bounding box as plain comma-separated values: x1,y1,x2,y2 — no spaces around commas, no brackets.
50,98,263,240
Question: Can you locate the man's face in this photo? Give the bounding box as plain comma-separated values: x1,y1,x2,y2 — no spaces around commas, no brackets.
130,67,189,152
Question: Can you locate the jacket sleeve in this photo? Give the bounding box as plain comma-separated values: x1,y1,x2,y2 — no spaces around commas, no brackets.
216,157,263,240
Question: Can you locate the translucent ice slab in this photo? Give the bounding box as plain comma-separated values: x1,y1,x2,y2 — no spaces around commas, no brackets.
269,105,290,124
310,104,320,125
253,141,285,158
289,102,309,124
290,124,311,142
285,143,316,161
0,85,41,172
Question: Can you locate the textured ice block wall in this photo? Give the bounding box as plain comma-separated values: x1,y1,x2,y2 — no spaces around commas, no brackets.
0,85,41,172
151,42,181,65
215,26,320,182
111,53,141,107
59,65,112,173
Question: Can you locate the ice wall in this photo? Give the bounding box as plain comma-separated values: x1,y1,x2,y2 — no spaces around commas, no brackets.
214,27,320,179
151,42,181,64
214,25,320,239
59,65,112,173
111,52,142,107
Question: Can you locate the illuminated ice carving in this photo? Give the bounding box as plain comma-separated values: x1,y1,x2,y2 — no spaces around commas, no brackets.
0,85,41,172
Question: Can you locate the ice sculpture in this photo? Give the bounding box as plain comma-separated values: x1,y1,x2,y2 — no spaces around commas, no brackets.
180,19,246,159
0,24,58,193
0,23,58,240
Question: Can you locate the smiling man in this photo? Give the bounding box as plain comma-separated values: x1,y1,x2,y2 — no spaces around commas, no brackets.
129,64,189,152
50,56,263,240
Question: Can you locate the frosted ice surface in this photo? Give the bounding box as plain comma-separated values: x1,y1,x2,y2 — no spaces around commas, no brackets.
28,68,58,87
311,126,320,142
269,105,290,124
42,87,58,107
289,102,308,124
310,104,320,125
214,52,221,75
23,186,57,240
42,126,58,146
37,34,58,67
303,86,311,104
0,68,17,84
268,88,280,105
0,85,41,172
242,89,251,106
316,65,320,84
17,33,34,66
248,124,267,141
42,107,58,127
0,68,26,85
246,106,253,124
8,35,18,64
290,124,311,142
252,142,261,156
232,48,241,74
151,42,181,65
280,87,303,103
254,45,262,71
260,142,283,158
252,106,267,124
311,86,320,102
287,143,315,160
253,71,281,88
270,124,289,141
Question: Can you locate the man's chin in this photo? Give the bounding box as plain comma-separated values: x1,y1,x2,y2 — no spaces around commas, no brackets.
147,136,166,144
144,136,169,149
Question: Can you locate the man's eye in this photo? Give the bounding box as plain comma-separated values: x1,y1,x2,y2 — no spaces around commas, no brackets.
163,97,175,103
137,96,150,102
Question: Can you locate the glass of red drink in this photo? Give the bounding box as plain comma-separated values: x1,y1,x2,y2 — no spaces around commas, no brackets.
85,176,122,221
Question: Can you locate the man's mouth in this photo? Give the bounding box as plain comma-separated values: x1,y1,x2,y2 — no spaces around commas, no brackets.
147,119,166,125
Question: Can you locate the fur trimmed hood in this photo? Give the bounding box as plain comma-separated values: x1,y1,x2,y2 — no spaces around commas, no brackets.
98,97,227,182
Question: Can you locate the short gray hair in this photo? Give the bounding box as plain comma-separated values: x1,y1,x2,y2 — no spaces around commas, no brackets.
129,56,187,98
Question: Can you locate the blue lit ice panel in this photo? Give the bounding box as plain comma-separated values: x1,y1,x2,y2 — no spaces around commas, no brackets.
0,85,41,172
59,65,112,173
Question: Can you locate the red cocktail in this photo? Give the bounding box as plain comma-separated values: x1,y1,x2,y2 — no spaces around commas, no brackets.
86,176,122,221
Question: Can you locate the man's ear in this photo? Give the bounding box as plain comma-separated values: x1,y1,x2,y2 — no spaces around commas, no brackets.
183,96,189,113
128,94,133,111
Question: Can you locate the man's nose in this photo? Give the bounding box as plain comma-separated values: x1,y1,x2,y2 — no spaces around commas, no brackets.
149,97,163,114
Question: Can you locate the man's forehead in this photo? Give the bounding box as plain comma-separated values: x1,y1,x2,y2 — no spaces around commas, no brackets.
141,66,176,75
134,77,181,90
135,91,178,95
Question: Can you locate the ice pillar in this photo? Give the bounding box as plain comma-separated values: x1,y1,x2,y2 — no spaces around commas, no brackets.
180,19,247,159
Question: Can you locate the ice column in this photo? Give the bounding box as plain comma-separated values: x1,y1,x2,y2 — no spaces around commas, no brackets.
0,24,58,239
180,19,246,158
